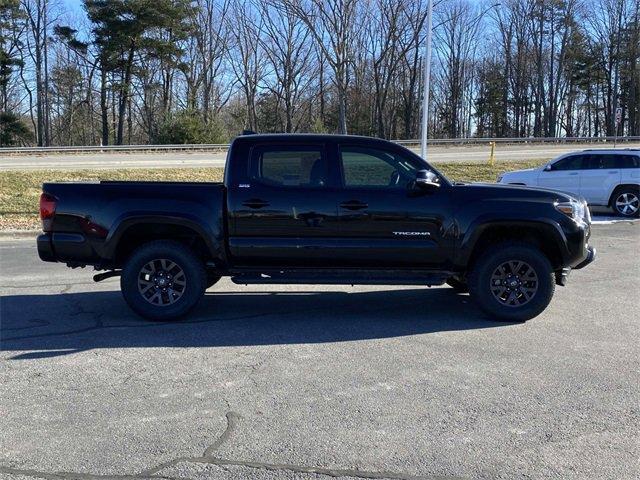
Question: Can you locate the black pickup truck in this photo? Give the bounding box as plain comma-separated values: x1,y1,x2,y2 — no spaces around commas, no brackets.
38,134,595,322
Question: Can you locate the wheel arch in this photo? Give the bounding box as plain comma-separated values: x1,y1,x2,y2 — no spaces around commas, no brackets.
458,220,567,271
608,183,640,207
104,215,225,267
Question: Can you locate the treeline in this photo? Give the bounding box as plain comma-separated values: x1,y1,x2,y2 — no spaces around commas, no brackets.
1,0,639,147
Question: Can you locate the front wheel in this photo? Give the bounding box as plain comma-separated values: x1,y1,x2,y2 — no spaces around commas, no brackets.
121,240,206,321
468,243,555,322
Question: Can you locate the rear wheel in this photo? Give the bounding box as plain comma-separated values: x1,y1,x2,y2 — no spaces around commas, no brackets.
121,240,206,321
611,187,640,218
468,243,555,322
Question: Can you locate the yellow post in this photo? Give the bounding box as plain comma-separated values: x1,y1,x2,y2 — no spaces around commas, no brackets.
488,141,496,165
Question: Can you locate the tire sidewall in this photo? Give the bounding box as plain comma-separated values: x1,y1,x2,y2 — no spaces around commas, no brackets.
469,244,555,322
613,188,640,218
121,241,206,321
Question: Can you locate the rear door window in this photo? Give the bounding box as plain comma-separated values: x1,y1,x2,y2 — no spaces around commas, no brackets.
583,154,639,169
250,146,327,188
598,155,620,169
617,155,640,169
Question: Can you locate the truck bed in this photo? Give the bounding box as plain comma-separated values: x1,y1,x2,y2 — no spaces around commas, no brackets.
38,181,226,267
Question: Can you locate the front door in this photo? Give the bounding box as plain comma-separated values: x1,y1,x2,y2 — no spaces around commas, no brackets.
333,144,451,268
227,143,341,267
537,154,583,196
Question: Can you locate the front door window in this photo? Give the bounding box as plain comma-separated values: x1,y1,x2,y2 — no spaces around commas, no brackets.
340,146,423,190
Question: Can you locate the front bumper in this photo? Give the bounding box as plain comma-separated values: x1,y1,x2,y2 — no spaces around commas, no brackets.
574,245,596,270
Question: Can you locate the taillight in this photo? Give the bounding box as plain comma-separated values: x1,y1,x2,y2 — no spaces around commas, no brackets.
39,192,57,231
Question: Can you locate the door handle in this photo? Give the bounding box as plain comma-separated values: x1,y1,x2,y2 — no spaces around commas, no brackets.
242,199,270,209
340,200,369,210
608,171,619,174
568,172,579,175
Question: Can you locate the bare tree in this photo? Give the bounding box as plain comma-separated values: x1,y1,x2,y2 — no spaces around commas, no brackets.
258,1,314,132
21,0,53,146
227,0,263,131
281,0,362,134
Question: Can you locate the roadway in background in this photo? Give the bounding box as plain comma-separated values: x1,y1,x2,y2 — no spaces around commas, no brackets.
2,142,639,170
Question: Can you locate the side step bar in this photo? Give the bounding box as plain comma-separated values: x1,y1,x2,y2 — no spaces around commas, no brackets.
229,269,452,286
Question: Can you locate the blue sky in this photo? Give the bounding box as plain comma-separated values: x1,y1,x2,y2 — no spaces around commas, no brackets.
62,0,83,14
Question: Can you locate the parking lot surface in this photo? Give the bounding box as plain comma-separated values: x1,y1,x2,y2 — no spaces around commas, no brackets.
1,222,639,479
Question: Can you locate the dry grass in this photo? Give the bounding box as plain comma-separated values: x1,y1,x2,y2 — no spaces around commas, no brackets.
0,160,545,231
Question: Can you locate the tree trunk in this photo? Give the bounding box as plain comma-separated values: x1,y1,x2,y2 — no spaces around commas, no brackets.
100,67,109,146
116,46,136,145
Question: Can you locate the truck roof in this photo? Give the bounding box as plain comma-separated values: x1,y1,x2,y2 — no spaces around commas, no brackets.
231,132,396,146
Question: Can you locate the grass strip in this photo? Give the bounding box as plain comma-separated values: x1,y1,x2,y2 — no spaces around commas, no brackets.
0,160,545,231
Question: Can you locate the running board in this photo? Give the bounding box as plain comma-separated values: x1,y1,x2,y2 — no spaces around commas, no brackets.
229,269,451,286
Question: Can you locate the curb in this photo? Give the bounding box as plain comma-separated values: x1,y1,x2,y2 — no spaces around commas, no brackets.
0,230,40,239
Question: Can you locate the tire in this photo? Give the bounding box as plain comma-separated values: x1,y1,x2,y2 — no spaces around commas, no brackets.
468,242,555,322
206,273,222,289
611,187,640,218
446,276,468,293
120,240,206,321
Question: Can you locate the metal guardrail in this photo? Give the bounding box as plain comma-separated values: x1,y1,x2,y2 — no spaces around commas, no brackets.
1,136,638,155
0,143,230,154
394,136,640,146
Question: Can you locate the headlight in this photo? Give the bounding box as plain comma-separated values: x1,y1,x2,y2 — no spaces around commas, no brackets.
555,200,585,222
584,201,591,222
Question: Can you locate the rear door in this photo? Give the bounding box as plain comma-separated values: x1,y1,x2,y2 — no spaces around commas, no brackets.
579,154,623,205
227,143,342,266
332,143,451,268
619,153,640,186
537,154,583,196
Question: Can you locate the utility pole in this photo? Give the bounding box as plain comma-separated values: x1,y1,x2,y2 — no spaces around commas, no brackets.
420,0,434,160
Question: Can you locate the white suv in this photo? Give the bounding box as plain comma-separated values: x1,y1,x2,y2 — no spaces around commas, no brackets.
498,149,640,217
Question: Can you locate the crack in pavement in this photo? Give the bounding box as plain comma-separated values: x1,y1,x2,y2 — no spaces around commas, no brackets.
1,318,51,332
138,411,241,476
183,457,463,480
1,296,346,344
0,466,184,480
0,411,462,480
0,281,101,289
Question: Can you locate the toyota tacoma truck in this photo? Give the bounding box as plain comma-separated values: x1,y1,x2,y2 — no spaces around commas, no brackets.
37,134,596,322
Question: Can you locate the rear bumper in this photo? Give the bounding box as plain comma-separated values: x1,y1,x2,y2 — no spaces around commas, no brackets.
37,232,94,265
37,234,56,262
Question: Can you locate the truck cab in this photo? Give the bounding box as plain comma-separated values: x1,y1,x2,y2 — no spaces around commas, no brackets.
225,134,451,269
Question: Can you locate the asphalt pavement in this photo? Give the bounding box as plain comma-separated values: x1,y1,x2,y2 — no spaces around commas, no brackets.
1,222,639,479
2,143,639,170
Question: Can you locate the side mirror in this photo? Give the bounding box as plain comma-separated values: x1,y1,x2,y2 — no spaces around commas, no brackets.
544,164,553,171
414,169,440,189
